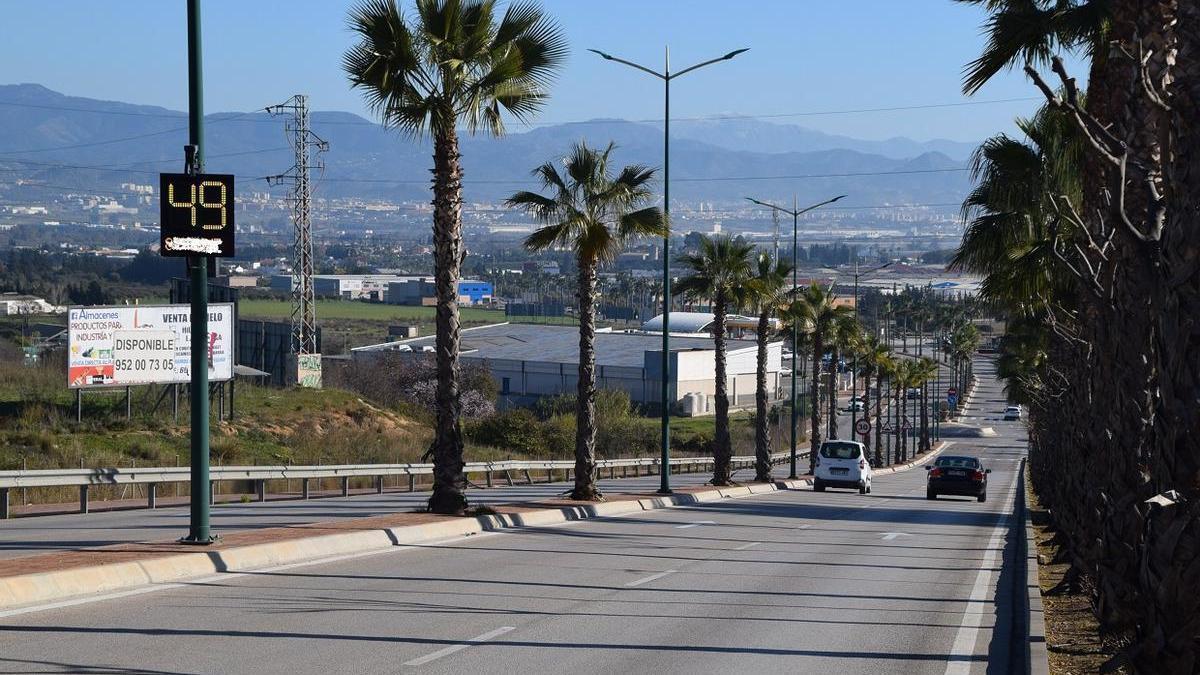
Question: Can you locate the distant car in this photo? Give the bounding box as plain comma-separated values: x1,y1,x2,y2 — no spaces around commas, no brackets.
845,400,865,412
926,455,990,502
814,440,872,495
1003,405,1022,421
906,387,922,400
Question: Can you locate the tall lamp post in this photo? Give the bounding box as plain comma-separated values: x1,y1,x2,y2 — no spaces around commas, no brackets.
745,195,846,479
847,260,892,435
592,46,748,494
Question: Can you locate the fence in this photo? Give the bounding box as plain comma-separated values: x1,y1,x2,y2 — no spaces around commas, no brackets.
0,451,804,519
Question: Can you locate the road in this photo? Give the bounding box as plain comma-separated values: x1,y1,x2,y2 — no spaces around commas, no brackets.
0,358,1029,674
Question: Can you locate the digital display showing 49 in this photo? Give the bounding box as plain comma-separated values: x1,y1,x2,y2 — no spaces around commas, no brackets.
159,173,235,257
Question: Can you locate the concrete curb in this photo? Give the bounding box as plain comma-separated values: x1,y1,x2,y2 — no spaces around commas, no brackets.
1020,461,1050,675
0,478,811,611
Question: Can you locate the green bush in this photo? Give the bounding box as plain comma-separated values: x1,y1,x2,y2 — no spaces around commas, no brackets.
465,408,546,457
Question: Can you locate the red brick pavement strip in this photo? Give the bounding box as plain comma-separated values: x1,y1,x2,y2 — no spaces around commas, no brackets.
0,483,774,581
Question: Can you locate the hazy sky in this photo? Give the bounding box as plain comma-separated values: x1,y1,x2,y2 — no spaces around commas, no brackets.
0,1,1088,142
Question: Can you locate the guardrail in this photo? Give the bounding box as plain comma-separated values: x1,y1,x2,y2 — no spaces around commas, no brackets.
0,451,805,519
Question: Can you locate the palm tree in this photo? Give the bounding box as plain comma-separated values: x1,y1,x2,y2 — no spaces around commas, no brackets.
344,0,567,514
892,359,914,463
789,283,855,472
875,352,896,465
827,312,861,440
740,252,793,482
954,0,1110,95
860,337,890,466
676,235,754,486
913,357,939,453
507,141,665,501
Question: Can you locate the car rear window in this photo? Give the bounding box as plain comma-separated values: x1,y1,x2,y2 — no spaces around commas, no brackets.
820,442,861,460
935,456,980,469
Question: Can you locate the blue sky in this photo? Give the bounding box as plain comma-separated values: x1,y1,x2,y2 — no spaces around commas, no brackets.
0,0,1087,142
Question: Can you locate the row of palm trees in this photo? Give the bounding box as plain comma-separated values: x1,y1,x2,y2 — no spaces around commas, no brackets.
954,1,1200,669
339,0,982,515
517,159,972,499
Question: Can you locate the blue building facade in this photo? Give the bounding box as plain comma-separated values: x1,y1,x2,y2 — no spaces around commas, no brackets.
457,280,493,304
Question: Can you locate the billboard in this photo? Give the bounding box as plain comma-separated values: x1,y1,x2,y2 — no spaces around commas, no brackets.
67,304,234,388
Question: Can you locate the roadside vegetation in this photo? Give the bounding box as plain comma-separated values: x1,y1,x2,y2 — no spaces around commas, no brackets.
955,1,1198,670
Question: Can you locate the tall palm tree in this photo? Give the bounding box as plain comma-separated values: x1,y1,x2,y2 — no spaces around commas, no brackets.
676,235,754,486
914,357,939,453
507,141,665,501
344,0,567,514
740,252,793,482
860,337,890,466
827,312,861,440
875,352,897,465
789,283,855,472
954,0,1110,95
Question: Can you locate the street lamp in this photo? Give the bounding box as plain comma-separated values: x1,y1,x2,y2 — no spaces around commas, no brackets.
592,46,748,494
745,194,846,479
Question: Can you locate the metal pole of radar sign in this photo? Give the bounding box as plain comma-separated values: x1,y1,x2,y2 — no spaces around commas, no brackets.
167,0,236,544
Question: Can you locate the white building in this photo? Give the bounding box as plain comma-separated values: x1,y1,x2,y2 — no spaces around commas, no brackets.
352,322,783,415
0,294,62,315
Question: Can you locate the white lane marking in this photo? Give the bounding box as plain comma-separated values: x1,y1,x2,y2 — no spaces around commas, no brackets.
796,524,812,529
403,626,515,667
625,570,677,587
733,541,761,551
879,532,912,541
675,520,716,529
942,469,1020,675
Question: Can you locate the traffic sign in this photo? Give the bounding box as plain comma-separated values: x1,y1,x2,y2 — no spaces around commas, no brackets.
947,387,957,396
902,417,913,430
881,421,894,432
947,394,958,406
160,172,236,257
855,418,871,436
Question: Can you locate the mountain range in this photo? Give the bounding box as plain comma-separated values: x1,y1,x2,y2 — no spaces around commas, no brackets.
0,84,975,206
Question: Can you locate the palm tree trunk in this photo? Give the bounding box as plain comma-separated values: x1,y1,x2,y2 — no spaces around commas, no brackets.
895,381,904,463
828,347,839,439
874,372,884,466
809,333,823,473
427,126,467,515
920,378,930,453
712,293,733,485
572,259,600,500
862,369,872,459
753,309,771,482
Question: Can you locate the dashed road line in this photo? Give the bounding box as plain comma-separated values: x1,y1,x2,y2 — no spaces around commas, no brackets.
625,570,677,587
403,626,516,667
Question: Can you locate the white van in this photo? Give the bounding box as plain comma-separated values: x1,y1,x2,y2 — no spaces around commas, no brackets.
814,440,873,494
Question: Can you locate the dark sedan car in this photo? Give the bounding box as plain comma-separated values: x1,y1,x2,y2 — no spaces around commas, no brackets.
926,455,990,502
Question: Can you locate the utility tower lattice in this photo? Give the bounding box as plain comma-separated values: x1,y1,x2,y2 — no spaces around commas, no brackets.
265,95,328,355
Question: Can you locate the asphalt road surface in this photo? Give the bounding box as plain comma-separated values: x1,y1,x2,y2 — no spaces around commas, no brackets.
0,358,1029,674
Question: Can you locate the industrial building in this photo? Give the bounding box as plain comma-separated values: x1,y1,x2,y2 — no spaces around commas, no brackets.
386,278,494,306
352,321,783,415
